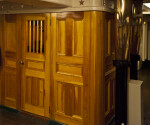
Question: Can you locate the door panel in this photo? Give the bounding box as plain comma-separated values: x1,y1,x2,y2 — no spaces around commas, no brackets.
51,12,90,125
22,14,50,117
104,13,116,123
3,15,21,109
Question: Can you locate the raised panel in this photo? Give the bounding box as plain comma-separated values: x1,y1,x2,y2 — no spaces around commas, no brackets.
56,56,83,65
57,63,83,76
5,69,17,108
5,21,17,53
26,53,45,61
5,58,16,68
56,82,83,118
56,12,84,57
25,69,45,79
56,74,83,86
105,70,115,123
105,81,110,116
73,21,83,57
57,20,66,55
25,77,44,107
27,60,44,70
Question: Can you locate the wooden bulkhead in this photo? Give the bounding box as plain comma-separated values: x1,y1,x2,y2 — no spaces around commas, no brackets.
0,11,116,125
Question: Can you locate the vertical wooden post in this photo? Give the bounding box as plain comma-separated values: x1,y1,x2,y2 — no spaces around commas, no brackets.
37,21,39,53
29,20,31,53
40,21,43,53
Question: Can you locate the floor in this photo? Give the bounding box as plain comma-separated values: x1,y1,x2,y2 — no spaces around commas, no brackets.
0,107,48,125
0,106,64,125
138,61,150,125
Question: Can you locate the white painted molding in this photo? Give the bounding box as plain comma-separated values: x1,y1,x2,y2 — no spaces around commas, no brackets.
0,6,115,14
0,0,116,14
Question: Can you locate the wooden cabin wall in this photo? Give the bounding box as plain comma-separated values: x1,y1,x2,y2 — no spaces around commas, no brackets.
21,14,51,118
51,12,91,125
0,11,116,125
0,15,22,109
90,11,116,125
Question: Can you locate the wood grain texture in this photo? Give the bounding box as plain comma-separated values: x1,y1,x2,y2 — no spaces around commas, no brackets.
102,13,116,124
0,11,116,125
51,12,90,125
22,14,50,117
1,14,22,109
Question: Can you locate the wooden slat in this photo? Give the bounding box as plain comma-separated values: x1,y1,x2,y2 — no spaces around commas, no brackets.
29,20,31,53
40,20,43,53
37,20,39,53
33,21,35,52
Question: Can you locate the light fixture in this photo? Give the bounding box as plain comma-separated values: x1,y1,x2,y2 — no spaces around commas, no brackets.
143,3,150,8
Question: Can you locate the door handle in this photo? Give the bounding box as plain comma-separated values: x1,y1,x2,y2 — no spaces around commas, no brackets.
20,60,24,65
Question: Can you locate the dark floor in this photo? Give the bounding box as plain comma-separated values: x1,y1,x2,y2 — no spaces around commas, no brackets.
138,61,150,125
0,106,65,125
0,107,48,125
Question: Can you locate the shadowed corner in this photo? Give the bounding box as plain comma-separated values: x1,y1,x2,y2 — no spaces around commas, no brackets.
48,120,66,125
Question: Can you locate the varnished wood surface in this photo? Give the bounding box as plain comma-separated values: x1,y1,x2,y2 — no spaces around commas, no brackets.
0,11,116,125
22,14,50,117
103,13,116,124
51,12,90,125
1,14,22,110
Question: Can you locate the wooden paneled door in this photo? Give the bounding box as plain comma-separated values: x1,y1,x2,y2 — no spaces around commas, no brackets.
2,15,22,109
51,12,91,125
21,14,50,117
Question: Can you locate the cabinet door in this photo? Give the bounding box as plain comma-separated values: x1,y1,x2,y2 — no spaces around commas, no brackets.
22,14,50,117
51,12,90,125
2,15,21,109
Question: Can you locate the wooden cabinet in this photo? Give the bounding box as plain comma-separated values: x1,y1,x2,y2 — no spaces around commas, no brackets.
0,11,116,125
